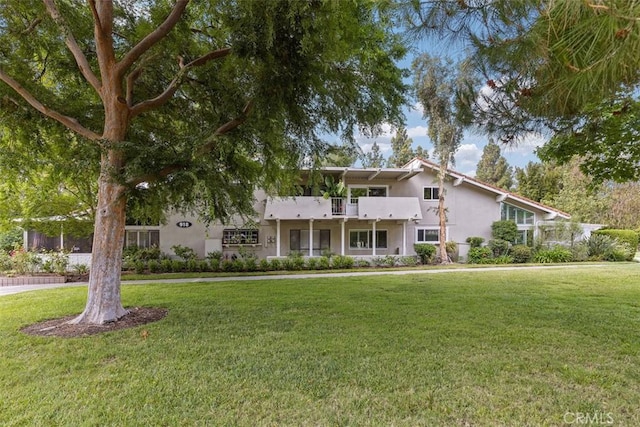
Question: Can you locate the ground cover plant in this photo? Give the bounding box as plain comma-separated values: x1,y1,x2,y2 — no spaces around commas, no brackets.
1,265,640,425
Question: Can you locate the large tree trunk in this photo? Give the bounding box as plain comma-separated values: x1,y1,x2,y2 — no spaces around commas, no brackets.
70,150,128,324
437,162,450,264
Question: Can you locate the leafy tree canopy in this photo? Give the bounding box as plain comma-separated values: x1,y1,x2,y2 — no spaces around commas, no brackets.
406,0,640,182
475,139,513,189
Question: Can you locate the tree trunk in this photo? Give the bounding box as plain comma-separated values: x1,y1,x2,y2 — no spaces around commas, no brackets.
70,150,128,324
437,162,450,264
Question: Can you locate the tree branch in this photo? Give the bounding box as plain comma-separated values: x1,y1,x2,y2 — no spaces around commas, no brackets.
126,99,253,187
0,69,102,141
116,0,190,77
129,47,231,117
42,0,102,93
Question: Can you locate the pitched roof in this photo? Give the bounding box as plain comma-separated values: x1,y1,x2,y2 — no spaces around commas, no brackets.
407,157,571,220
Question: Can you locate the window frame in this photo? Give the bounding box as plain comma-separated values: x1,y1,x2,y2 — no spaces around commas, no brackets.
500,203,535,225
222,228,259,245
423,186,440,201
125,229,160,248
349,229,388,250
415,227,445,244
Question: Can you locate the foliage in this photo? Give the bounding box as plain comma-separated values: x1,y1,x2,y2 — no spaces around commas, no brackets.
488,239,510,257
317,256,331,270
0,0,408,323
584,234,617,260
465,237,485,249
414,243,436,264
413,53,477,263
467,247,493,264
41,250,70,275
399,256,418,267
0,228,23,252
514,162,564,203
510,245,532,264
322,176,347,199
593,229,639,251
331,255,354,270
491,220,518,244
475,139,513,189
386,126,426,167
491,255,514,265
408,1,640,182
533,247,573,264
171,245,197,261
7,247,41,275
206,251,223,271
362,142,386,168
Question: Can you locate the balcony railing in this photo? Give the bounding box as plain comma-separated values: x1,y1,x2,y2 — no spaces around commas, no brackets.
331,198,346,215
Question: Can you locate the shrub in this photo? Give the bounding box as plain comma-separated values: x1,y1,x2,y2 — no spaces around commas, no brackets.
332,255,354,269
148,259,161,273
593,229,639,250
467,247,493,264
355,258,371,268
72,264,89,275
171,245,197,261
383,255,397,267
488,239,510,257
317,256,330,270
284,253,305,270
42,250,70,274
570,243,589,262
399,256,418,267
584,234,616,260
445,241,458,261
161,259,173,273
414,243,436,264
492,255,514,264
465,236,485,249
370,256,385,267
605,242,634,262
510,245,532,263
269,258,282,271
206,251,223,270
259,258,271,271
0,251,12,273
10,248,41,275
134,260,146,274
171,259,186,272
492,220,518,243
306,257,318,270
533,246,572,263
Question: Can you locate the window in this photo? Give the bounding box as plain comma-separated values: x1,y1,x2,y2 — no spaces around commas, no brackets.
349,186,387,203
349,230,387,249
416,228,441,244
125,230,159,248
223,229,259,245
423,187,440,200
290,229,330,254
501,203,534,225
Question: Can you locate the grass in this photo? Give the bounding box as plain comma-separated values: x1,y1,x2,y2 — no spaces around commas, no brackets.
1,264,640,426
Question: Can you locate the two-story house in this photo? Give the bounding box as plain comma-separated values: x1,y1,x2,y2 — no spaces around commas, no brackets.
141,158,571,261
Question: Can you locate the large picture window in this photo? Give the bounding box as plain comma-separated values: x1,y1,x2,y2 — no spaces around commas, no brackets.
349,230,387,249
501,204,534,225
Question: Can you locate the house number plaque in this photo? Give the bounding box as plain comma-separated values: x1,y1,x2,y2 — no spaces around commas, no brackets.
176,221,193,228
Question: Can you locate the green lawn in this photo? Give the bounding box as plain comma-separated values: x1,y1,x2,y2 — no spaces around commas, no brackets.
1,265,639,426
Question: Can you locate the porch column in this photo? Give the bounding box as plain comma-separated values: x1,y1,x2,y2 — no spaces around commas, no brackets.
309,218,314,257
276,219,281,257
372,220,377,257
341,219,346,256
402,221,407,256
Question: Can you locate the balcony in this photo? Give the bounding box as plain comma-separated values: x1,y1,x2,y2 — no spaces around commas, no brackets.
265,196,422,221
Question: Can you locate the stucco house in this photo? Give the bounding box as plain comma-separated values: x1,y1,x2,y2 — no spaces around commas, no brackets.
119,157,571,262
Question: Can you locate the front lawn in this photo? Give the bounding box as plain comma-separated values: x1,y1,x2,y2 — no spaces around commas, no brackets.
1,265,639,425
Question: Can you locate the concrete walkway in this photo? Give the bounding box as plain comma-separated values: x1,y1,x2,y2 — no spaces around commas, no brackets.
0,264,615,298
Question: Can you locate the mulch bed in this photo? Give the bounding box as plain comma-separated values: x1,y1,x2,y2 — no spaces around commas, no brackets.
21,307,168,338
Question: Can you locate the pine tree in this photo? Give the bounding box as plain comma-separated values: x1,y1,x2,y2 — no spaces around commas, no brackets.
476,139,513,189
363,142,385,168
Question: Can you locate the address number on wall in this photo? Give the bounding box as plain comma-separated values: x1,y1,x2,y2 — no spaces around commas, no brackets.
176,221,193,228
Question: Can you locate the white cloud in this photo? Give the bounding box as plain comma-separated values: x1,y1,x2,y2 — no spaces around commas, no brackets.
360,142,392,154
406,125,429,139
453,143,482,175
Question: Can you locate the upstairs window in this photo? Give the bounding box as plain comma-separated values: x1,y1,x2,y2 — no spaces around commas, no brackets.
423,187,440,201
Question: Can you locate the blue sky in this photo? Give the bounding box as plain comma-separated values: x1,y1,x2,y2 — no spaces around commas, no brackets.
354,38,545,176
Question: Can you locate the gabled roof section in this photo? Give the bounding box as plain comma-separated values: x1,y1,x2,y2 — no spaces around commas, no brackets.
407,157,571,219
